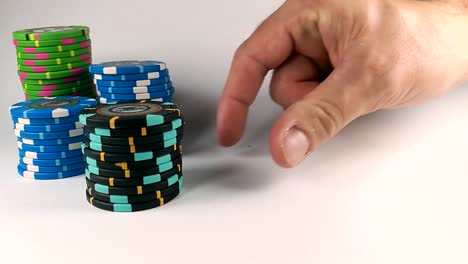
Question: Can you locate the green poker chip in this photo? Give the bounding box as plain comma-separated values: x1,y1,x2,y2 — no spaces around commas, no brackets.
13,26,89,41
21,72,91,85
17,53,91,66
19,66,89,80
17,47,91,60
18,59,91,73
25,88,96,100
15,40,91,54
13,35,89,47
24,83,94,96
23,78,93,91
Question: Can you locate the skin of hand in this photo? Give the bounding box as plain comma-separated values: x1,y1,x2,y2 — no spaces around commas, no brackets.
217,0,468,168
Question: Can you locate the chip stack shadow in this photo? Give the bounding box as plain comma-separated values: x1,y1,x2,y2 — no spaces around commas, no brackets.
9,96,97,180
79,101,184,212
89,60,175,104
13,26,96,99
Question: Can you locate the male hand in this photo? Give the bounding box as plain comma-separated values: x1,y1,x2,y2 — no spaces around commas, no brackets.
217,0,468,167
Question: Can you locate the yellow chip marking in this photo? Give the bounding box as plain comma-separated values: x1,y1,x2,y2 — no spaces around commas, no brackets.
17,52,21,58
130,146,135,153
100,152,105,161
38,80,43,85
29,34,35,40
116,162,128,170
125,170,130,178
67,63,72,70
141,127,147,136
58,46,63,52
109,116,118,129
24,84,28,89
137,186,143,194
71,50,75,56
155,191,161,199
177,164,181,172
128,137,134,145
89,196,94,204
160,198,165,205
46,72,51,79
56,58,61,64
109,178,114,186
87,188,92,195
34,41,40,47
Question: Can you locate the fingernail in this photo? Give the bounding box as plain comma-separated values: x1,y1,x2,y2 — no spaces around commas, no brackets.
282,127,310,167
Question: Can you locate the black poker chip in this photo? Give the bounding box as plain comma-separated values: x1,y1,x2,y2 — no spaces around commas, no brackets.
86,151,181,171
85,127,183,146
79,101,181,129
86,188,180,212
84,135,183,153
86,157,182,178
86,182,181,204
84,118,184,137
85,173,182,195
81,144,182,162
86,165,181,186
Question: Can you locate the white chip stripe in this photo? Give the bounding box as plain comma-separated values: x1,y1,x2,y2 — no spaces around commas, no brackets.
70,128,84,137
21,170,36,179
147,72,160,79
21,138,34,144
23,151,38,159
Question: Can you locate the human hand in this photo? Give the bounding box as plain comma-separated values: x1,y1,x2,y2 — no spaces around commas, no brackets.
217,0,468,168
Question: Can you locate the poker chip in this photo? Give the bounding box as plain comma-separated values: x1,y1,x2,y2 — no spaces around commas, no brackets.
10,96,96,180
13,26,95,100
96,87,175,100
94,76,171,87
80,100,184,212
98,96,172,105
93,69,169,81
89,61,166,75
96,82,172,94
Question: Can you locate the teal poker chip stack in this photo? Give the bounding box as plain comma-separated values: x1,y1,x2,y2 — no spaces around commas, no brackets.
9,96,98,180
79,100,184,212
12,26,96,100
89,60,175,104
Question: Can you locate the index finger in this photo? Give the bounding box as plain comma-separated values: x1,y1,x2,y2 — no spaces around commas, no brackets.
217,3,294,146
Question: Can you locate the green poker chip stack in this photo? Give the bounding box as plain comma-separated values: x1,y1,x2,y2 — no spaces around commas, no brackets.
12,26,96,99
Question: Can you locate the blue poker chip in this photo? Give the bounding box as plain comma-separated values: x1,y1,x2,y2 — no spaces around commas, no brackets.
14,128,83,139
98,96,172,105
12,115,80,125
19,149,83,160
17,165,84,180
93,69,170,81
94,76,170,87
18,161,84,173
14,121,83,132
18,135,84,146
20,155,84,166
97,87,174,100
9,96,97,119
17,141,82,153
89,60,166,75
96,82,172,94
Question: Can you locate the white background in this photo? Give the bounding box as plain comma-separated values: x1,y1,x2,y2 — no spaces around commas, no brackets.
1,1,468,263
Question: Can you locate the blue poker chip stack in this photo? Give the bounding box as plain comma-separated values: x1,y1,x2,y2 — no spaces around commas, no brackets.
89,60,175,104
9,96,97,180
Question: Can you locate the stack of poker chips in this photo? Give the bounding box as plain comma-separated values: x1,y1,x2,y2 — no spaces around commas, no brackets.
89,60,174,104
79,101,184,212
13,26,96,99
9,96,98,180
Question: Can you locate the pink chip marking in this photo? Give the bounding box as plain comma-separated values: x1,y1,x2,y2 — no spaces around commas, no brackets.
34,53,50,59
34,34,40,40
23,60,36,66
19,72,28,81
32,66,47,73
61,38,74,45
38,91,52,97
80,41,90,48
41,85,58,91
63,76,77,82
13,40,19,46
71,68,84,75
24,47,37,53
79,54,90,61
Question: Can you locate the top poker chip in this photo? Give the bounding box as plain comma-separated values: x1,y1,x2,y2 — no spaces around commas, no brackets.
79,101,181,129
12,26,89,41
89,61,166,75
10,96,97,119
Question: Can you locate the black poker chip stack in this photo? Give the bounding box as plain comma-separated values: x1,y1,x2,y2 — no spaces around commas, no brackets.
78,100,184,212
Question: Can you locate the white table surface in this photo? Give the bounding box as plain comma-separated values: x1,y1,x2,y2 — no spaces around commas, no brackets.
0,1,467,263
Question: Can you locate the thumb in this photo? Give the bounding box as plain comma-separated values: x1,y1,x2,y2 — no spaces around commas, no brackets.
269,68,375,168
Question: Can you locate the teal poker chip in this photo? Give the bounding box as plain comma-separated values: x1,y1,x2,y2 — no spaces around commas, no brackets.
79,101,181,129
17,165,84,180
14,128,83,139
9,96,97,119
18,161,84,172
